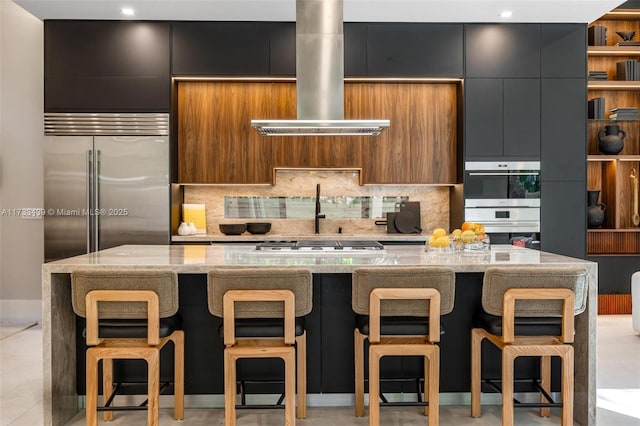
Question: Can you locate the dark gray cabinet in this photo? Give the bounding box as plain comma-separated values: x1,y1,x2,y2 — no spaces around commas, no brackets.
269,23,296,76
465,79,503,157
541,24,587,78
44,21,171,112
344,23,368,76
465,24,541,78
366,23,463,77
541,181,586,258
465,78,540,159
541,79,586,181
172,22,272,76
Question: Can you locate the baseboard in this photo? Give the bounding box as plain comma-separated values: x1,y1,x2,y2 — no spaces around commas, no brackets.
598,294,632,315
0,299,41,323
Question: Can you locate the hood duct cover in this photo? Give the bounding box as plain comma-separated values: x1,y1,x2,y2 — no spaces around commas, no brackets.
251,0,389,136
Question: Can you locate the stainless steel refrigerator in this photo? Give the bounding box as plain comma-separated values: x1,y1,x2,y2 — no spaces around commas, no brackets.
43,113,170,262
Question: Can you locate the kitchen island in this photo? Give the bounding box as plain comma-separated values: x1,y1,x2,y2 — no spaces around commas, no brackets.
42,244,597,426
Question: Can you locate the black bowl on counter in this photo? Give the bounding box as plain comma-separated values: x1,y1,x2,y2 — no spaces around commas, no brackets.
246,222,271,234
219,223,247,235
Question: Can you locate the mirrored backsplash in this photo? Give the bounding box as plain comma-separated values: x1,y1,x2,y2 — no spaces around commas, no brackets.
182,169,452,236
225,196,409,219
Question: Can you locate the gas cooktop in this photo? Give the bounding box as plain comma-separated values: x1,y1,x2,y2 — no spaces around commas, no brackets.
255,240,384,251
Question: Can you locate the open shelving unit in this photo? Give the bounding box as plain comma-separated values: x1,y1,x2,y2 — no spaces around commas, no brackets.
587,9,640,256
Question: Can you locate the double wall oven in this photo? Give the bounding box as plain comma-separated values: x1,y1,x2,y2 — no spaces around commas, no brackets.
464,161,540,238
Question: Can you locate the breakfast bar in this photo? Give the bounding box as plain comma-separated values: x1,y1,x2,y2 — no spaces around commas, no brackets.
42,244,597,426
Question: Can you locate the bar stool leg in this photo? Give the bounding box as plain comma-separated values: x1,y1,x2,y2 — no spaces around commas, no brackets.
502,349,516,426
354,329,366,417
172,331,185,420
102,358,114,421
427,347,439,426
561,347,574,426
147,350,160,426
470,328,484,418
284,348,296,426
540,355,551,417
296,331,307,419
224,349,237,426
86,350,99,426
368,347,382,426
423,355,429,416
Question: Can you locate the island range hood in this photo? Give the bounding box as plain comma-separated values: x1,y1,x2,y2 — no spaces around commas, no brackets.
251,0,389,136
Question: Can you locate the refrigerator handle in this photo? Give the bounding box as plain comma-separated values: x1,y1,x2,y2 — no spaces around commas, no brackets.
86,150,93,253
94,149,101,250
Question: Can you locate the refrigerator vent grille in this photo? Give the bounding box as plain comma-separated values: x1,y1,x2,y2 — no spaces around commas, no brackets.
44,113,169,136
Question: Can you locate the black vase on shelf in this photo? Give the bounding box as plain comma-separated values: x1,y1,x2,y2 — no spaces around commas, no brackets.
598,125,625,155
587,190,606,228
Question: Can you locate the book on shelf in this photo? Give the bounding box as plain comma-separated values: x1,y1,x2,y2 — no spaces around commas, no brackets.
615,41,640,46
588,97,606,120
588,25,607,46
616,60,640,81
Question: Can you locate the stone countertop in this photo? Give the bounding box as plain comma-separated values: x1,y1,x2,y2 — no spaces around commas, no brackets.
43,244,595,275
171,233,429,243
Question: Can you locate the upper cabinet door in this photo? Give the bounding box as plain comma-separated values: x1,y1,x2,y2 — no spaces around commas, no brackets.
45,21,170,112
344,23,368,77
172,22,271,76
465,24,541,78
541,24,587,78
366,23,463,77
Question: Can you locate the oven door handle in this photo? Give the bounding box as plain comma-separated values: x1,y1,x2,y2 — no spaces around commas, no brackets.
467,172,540,176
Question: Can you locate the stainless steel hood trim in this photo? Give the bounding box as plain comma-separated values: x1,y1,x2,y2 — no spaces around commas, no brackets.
251,0,388,136
44,113,169,136
251,119,390,136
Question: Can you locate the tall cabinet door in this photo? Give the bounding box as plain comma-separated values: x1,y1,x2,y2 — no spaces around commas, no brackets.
43,136,93,262
95,136,169,249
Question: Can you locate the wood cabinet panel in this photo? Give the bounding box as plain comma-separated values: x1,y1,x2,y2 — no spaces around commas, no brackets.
408,84,458,183
357,84,412,183
178,81,458,184
178,82,274,183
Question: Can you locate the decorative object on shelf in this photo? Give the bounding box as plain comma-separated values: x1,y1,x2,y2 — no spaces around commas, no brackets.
616,30,636,41
587,190,606,228
631,168,639,227
615,30,640,46
187,222,197,235
178,222,191,236
598,124,626,154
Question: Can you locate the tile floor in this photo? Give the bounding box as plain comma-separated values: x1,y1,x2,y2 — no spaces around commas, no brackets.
1,316,638,425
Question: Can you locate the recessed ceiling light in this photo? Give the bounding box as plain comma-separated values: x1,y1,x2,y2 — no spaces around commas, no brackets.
121,7,135,16
500,10,513,18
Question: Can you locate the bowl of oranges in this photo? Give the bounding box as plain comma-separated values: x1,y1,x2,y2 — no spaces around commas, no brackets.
452,222,489,252
426,222,489,254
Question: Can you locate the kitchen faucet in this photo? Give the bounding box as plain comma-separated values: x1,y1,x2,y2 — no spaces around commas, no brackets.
315,183,325,234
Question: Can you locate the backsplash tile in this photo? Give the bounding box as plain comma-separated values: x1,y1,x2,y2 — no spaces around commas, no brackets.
182,169,450,236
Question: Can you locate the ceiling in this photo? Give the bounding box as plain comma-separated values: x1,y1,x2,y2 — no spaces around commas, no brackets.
12,0,626,23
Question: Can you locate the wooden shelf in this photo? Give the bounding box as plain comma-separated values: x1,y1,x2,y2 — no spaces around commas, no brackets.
599,9,640,20
588,46,640,56
588,81,640,90
588,155,640,161
587,228,640,232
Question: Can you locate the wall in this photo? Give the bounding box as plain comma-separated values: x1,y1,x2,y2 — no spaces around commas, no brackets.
0,1,44,322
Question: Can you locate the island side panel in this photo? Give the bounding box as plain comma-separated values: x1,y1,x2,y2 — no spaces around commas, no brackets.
42,271,78,426
574,264,598,426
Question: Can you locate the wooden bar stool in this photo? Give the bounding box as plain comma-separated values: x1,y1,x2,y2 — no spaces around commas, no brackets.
470,266,589,426
207,267,312,426
71,269,184,426
352,266,455,426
